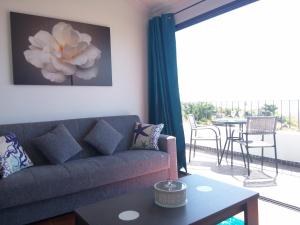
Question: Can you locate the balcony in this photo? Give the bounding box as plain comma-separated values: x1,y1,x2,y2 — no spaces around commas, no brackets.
182,100,300,216
182,99,300,165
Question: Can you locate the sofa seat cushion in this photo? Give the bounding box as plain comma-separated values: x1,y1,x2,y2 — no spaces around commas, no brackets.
0,150,169,210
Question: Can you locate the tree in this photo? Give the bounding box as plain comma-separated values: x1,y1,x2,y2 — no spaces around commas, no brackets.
260,104,278,116
182,102,216,123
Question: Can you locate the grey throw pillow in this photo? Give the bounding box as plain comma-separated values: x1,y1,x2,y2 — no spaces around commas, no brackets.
84,120,123,155
32,124,82,164
131,122,164,150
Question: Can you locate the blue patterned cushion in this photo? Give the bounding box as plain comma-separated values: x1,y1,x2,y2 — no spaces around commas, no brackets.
0,133,33,178
131,122,164,150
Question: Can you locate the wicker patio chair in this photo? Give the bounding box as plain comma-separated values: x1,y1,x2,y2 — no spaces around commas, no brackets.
236,116,278,176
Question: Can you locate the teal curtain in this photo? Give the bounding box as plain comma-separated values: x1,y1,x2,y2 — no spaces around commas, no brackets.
148,14,186,171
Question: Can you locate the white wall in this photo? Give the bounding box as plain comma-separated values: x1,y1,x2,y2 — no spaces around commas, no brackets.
0,0,148,125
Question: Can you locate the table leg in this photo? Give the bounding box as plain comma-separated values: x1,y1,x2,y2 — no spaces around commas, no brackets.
218,138,227,164
226,125,233,163
244,196,259,225
219,124,230,165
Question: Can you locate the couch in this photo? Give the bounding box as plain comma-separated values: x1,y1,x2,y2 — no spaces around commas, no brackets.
0,115,178,225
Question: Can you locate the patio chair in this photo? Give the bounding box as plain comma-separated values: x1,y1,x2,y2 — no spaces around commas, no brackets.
236,116,278,176
188,114,222,163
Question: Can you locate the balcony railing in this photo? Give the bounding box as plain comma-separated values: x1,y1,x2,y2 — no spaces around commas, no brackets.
182,99,300,130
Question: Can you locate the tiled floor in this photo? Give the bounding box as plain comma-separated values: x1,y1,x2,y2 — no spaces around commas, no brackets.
186,148,300,224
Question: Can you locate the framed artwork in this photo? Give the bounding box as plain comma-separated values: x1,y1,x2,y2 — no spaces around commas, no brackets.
10,12,112,86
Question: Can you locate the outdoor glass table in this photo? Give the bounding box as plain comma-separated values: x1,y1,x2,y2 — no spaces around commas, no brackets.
212,118,247,166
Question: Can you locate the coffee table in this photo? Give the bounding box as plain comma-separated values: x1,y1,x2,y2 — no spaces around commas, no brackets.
75,174,259,225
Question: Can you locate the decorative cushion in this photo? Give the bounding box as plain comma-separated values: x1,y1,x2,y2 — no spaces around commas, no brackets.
131,122,164,150
0,133,33,178
84,120,123,155
32,124,82,164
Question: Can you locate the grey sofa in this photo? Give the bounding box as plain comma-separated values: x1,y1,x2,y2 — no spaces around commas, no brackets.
0,115,178,225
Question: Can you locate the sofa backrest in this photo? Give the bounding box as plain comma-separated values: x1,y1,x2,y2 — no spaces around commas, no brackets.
0,115,140,165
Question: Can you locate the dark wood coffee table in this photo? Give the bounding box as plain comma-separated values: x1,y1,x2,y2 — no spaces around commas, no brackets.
75,174,259,225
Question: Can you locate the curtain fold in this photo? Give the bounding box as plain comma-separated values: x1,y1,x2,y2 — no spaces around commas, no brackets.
148,14,186,171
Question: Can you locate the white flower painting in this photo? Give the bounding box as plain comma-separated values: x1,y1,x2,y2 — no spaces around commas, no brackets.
11,12,112,86
24,22,101,83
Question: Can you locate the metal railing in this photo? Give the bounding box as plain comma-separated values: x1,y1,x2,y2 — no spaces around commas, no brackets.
182,99,300,130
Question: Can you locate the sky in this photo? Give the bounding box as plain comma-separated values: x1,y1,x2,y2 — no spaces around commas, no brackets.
176,0,300,103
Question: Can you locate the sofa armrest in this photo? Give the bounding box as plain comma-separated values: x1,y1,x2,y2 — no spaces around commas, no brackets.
158,134,178,180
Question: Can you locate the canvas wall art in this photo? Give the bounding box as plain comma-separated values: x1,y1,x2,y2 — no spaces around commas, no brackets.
10,12,112,86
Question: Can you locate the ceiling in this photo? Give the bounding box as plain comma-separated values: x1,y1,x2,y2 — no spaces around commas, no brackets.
136,0,183,14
